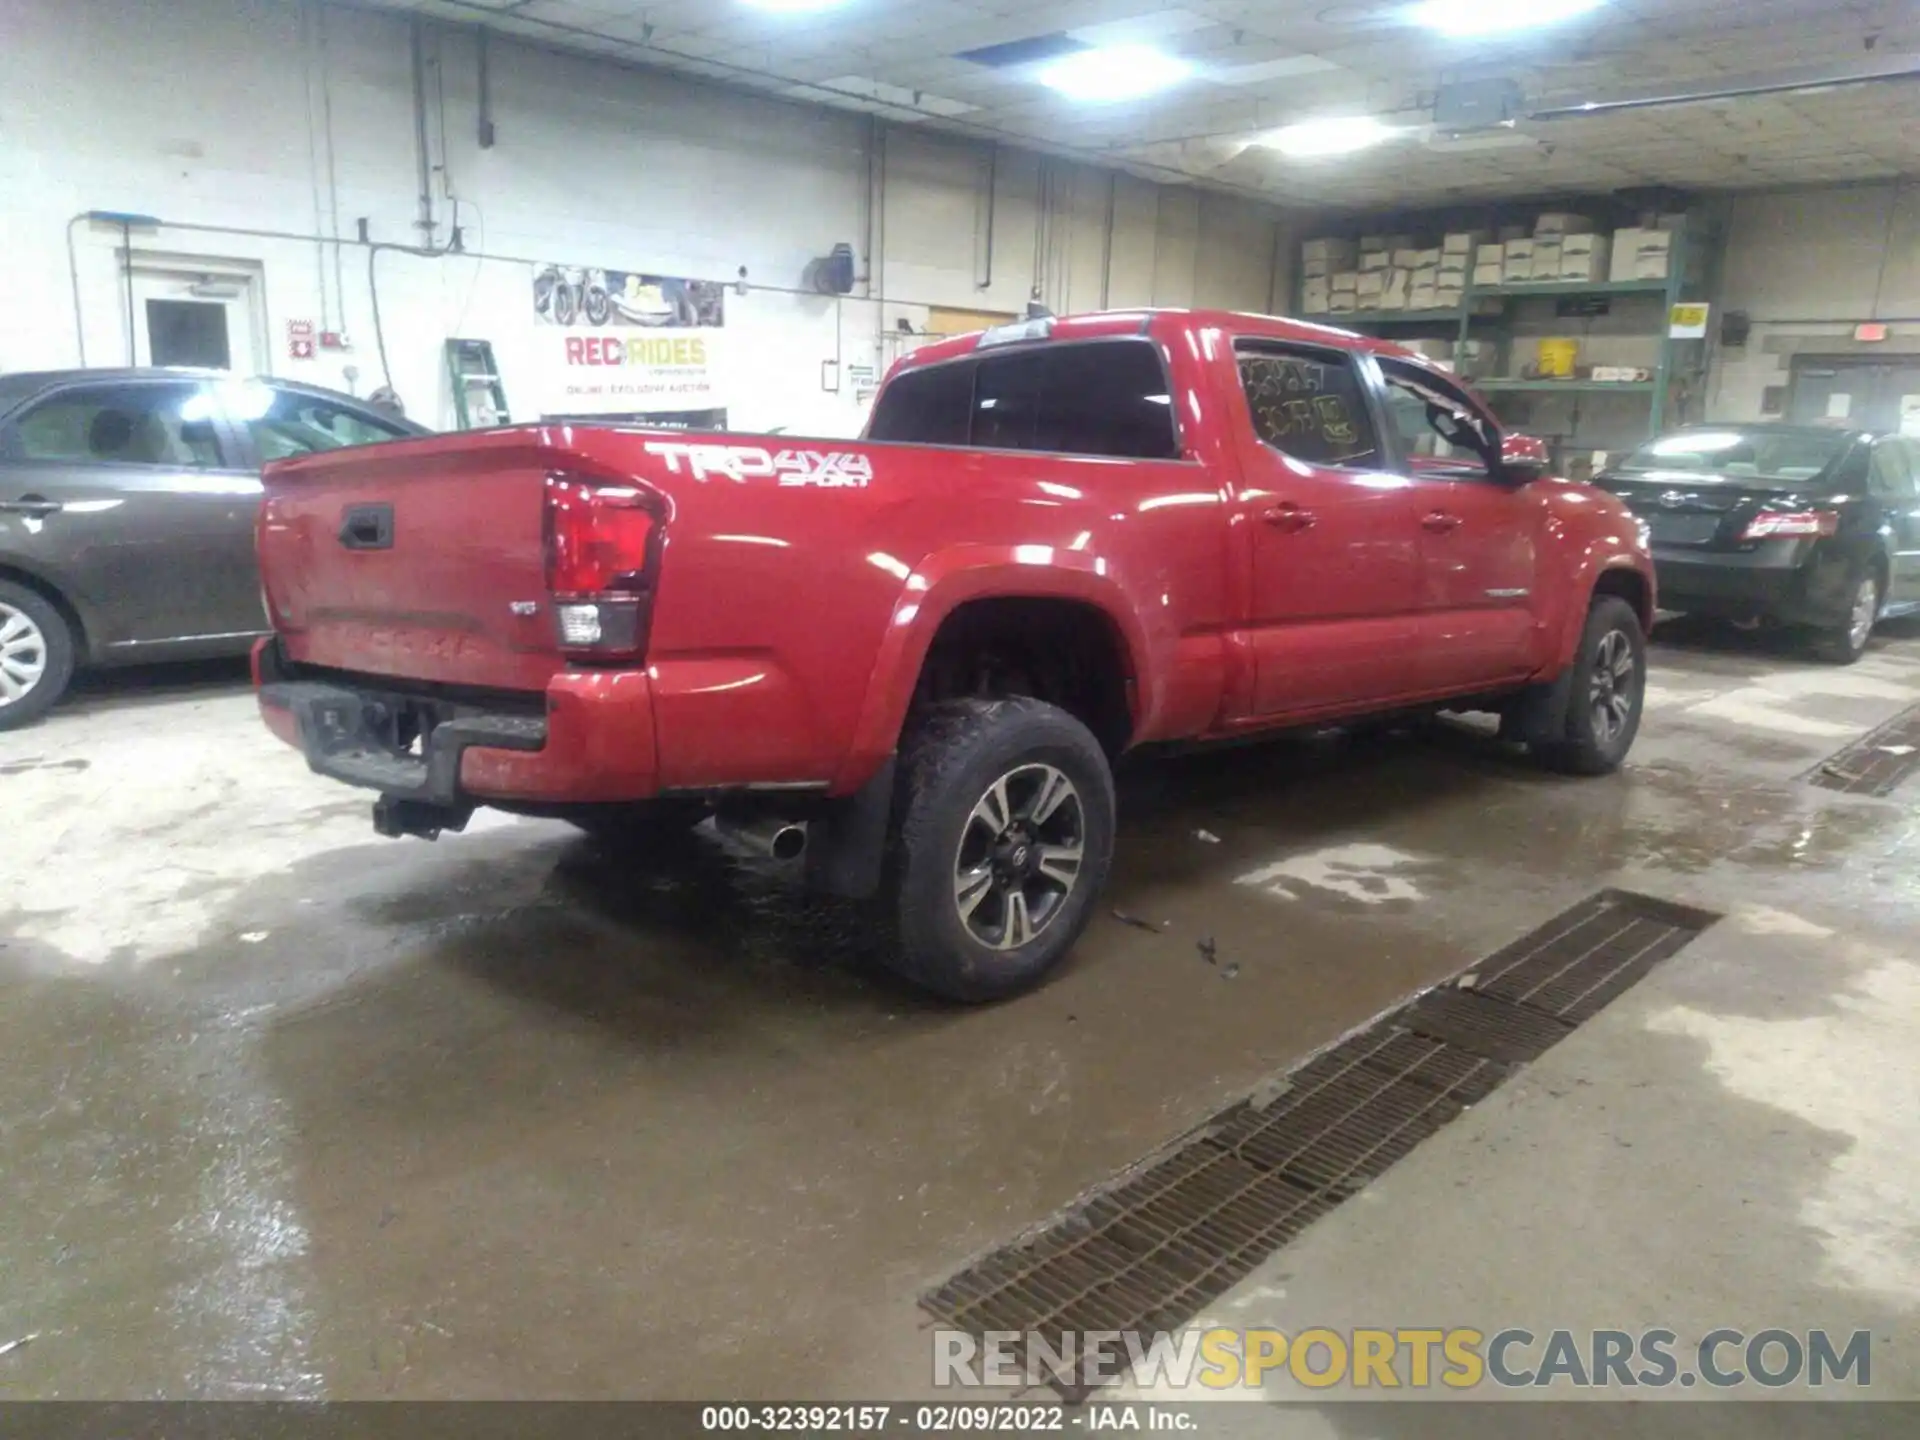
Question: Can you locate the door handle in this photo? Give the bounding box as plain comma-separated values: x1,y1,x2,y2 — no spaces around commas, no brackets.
1262,503,1317,532
0,496,62,518
1423,511,1463,533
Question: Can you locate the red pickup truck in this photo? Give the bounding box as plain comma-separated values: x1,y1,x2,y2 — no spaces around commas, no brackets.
255,309,1654,1001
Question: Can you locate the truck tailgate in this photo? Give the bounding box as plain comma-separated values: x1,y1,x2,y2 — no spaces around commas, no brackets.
259,427,575,692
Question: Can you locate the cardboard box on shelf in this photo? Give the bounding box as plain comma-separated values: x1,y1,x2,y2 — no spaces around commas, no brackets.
1532,240,1564,280
1412,264,1440,286
1610,229,1674,283
1443,230,1492,256
1559,238,1613,281
1302,237,1358,271
1328,291,1358,313
1476,243,1506,266
1415,248,1443,267
1382,269,1412,309
1357,270,1387,302
1303,278,1332,313
1410,285,1440,311
1361,233,1414,254
1435,284,1465,305
1561,232,1608,255
1331,270,1360,293
1503,250,1536,283
1391,248,1421,269
1474,263,1506,287
1535,212,1595,236
1361,249,1393,273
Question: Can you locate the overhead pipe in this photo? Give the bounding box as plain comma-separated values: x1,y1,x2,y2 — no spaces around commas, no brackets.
1530,52,1920,120
410,18,436,244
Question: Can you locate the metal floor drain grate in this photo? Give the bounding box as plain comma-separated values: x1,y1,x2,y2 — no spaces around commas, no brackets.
1809,704,1920,797
922,889,1719,1397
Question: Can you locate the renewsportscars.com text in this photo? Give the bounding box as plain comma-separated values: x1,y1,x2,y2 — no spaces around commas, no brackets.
934,1327,1874,1392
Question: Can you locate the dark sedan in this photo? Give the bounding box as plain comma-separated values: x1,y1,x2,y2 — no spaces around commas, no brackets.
1595,424,1920,663
0,369,425,728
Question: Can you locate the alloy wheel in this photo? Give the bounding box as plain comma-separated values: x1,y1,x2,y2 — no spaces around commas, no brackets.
1848,578,1879,653
0,602,48,708
1588,628,1639,745
952,763,1086,952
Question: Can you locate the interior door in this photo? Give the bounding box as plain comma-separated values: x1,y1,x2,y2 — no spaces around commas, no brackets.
130,268,260,373
0,379,260,648
1230,342,1422,718
1378,360,1541,692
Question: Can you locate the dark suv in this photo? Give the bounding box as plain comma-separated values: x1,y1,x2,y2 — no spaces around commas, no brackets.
0,370,423,728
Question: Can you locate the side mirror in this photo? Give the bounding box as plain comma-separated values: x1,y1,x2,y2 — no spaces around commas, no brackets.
1498,433,1552,484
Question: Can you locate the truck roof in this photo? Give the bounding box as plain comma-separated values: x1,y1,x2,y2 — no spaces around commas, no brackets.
895,308,1451,377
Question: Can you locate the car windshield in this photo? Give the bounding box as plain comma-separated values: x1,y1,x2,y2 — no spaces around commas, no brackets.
1617,428,1849,487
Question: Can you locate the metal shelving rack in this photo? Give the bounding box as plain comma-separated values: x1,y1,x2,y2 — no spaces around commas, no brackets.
1297,219,1717,447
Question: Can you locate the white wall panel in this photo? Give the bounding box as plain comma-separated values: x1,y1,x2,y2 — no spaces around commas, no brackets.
0,0,1294,434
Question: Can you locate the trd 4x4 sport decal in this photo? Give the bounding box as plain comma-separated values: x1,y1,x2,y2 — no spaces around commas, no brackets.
643,442,874,488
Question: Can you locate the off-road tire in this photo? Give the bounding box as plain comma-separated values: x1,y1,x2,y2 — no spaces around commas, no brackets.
1534,596,1647,776
0,580,76,732
881,698,1115,1003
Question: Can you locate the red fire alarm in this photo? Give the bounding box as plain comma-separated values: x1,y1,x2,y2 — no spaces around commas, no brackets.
1855,322,1891,343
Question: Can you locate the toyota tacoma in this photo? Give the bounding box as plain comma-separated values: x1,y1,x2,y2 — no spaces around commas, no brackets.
254,309,1656,1001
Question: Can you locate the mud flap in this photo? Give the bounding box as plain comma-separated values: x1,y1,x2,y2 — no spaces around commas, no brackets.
1511,664,1576,748
804,757,896,900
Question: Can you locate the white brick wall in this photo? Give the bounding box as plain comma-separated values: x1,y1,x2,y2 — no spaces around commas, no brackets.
0,0,1296,436
1710,183,1920,422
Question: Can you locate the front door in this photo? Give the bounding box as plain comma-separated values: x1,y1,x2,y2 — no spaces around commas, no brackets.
1869,438,1920,603
1377,359,1541,693
1230,342,1422,719
0,378,261,649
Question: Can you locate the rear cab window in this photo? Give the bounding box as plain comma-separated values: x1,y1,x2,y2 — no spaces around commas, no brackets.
866,339,1180,460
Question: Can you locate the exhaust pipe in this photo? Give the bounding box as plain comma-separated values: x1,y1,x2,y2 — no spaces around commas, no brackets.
715,815,808,862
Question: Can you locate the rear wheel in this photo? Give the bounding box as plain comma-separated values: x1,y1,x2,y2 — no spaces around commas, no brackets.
0,581,76,732
1812,570,1880,665
882,698,1115,1003
1534,596,1647,776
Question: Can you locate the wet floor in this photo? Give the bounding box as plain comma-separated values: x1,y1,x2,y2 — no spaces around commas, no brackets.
2,621,1918,1399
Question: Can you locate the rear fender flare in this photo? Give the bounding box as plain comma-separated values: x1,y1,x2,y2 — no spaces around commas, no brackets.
830,545,1148,792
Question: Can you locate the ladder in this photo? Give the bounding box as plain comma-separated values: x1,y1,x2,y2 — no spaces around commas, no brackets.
445,339,509,429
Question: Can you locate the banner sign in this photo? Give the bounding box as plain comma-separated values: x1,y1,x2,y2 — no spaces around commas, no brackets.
532,263,727,422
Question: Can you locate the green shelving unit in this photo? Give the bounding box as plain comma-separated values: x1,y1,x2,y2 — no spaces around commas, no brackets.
1300,216,1719,450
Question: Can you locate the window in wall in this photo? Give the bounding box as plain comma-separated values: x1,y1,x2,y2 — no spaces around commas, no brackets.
6,382,224,468
1236,347,1380,469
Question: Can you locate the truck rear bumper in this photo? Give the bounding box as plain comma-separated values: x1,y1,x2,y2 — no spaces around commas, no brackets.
254,639,660,806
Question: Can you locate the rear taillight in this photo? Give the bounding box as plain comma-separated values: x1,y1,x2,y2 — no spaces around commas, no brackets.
543,473,664,658
1741,510,1839,541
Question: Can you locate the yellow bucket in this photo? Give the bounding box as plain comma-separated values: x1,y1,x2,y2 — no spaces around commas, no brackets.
1538,337,1579,378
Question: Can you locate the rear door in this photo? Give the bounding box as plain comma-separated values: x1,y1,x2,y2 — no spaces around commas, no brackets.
1227,340,1423,718
1869,439,1920,602
0,377,254,649
1377,359,1540,693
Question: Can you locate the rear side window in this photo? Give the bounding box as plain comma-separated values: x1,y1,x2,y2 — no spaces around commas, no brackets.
2,381,225,468
244,386,410,460
867,341,1179,460
866,363,973,446
1869,440,1916,498
1238,347,1380,469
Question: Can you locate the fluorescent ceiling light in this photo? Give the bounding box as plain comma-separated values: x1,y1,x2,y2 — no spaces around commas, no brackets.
1409,0,1604,37
1037,45,1194,102
1259,116,1403,158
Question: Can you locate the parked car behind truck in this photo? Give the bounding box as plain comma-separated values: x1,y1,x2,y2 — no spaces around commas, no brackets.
253,309,1657,1001
0,370,422,727
1595,424,1920,663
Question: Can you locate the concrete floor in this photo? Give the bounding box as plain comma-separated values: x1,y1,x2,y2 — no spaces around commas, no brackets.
1,621,1916,1408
